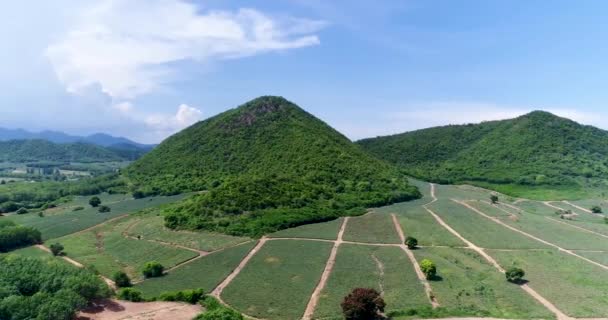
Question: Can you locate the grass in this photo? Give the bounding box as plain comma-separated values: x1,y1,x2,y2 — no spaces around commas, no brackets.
56,216,197,281
7,194,187,240
342,213,401,244
429,200,547,249
569,199,608,214
135,241,257,298
465,201,514,218
490,249,608,318
314,244,430,319
468,182,593,201
413,247,553,319
126,212,249,251
222,239,333,320
268,218,344,240
434,183,494,201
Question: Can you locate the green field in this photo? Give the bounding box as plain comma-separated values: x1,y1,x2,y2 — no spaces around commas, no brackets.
136,241,257,298
314,244,429,319
490,249,608,317
342,213,401,244
413,247,553,318
269,218,344,240
222,240,333,320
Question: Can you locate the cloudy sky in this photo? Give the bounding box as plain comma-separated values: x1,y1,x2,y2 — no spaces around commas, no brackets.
2,0,608,143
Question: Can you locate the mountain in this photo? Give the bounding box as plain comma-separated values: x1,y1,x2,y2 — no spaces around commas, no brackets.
0,128,152,149
357,111,608,197
0,140,144,163
126,96,420,236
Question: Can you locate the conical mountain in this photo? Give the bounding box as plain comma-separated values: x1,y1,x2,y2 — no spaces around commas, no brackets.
358,111,608,198
126,96,419,236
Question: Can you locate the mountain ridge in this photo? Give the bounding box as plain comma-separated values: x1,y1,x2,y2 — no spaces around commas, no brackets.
0,128,153,149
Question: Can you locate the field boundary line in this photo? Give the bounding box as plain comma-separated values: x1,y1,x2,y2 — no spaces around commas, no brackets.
543,201,566,212
545,217,608,239
302,217,349,320
562,201,603,217
391,213,439,308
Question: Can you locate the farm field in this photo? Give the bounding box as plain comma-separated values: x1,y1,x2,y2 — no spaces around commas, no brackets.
268,217,344,240
222,240,333,320
342,213,401,244
313,244,429,319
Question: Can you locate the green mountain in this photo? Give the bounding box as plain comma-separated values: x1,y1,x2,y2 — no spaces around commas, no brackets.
357,111,608,198
126,96,419,236
0,140,142,163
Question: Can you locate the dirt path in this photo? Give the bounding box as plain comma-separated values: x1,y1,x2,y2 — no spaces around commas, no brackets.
211,237,268,298
77,299,202,320
302,217,349,320
543,201,566,212
391,214,439,308
371,253,385,296
545,217,608,239
563,201,603,217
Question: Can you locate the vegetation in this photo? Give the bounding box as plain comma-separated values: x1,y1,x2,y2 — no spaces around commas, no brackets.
50,243,64,256
158,288,204,304
505,267,525,283
419,259,437,280
89,196,101,207
342,213,402,244
269,218,345,240
197,296,243,320
0,221,41,252
358,111,608,199
126,96,420,237
341,288,386,320
142,261,164,278
591,205,603,213
113,271,132,288
490,195,499,204
117,288,144,302
405,236,418,249
98,205,111,213
0,256,110,319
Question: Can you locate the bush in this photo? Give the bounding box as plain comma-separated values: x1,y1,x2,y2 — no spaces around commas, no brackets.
89,196,101,208
0,225,42,252
341,288,385,320
420,259,437,280
196,296,244,320
98,205,111,213
405,236,418,249
50,243,65,256
591,205,603,214
117,288,144,302
72,206,85,212
505,267,525,283
113,271,132,288
15,207,28,215
158,288,204,304
490,195,499,204
142,261,164,278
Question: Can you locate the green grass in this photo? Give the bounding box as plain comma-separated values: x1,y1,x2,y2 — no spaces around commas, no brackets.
135,241,257,298
342,213,401,244
574,250,608,266
56,216,197,281
429,200,547,249
314,244,430,319
570,199,608,214
413,247,553,319
469,182,591,201
434,184,494,201
465,201,514,218
490,249,608,317
375,202,465,247
7,194,187,240
268,218,344,240
222,239,333,320
126,213,249,251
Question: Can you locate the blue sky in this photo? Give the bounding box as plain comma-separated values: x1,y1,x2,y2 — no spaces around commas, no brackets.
1,0,607,143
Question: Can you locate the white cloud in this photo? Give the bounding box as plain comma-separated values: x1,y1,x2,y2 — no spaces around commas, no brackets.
45,0,326,99
145,103,203,132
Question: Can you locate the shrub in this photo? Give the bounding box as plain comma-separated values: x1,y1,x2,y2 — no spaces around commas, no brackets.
89,196,101,208
341,288,385,320
196,296,244,320
159,288,204,304
0,225,42,252
72,206,85,212
591,205,603,214
505,267,525,283
604,216,608,224
117,288,144,302
98,205,111,213
113,271,132,288
405,236,418,249
490,195,499,204
15,207,28,215
50,243,64,256
420,259,437,280
142,261,164,278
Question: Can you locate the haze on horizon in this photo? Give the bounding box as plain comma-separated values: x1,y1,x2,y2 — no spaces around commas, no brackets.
2,0,607,144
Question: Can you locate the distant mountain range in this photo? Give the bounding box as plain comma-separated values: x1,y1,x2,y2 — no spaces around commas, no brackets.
0,128,153,149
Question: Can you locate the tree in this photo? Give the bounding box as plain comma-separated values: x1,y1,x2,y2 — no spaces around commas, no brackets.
98,205,111,213
117,288,144,302
197,308,244,320
15,207,28,215
142,261,164,278
420,259,437,280
50,243,64,256
405,236,418,249
505,267,525,283
113,271,132,288
341,288,385,320
490,195,499,204
89,196,101,208
591,205,603,214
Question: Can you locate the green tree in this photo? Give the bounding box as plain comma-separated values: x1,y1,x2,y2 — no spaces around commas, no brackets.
420,259,437,280
404,236,418,249
197,308,244,320
490,195,499,204
341,288,385,320
15,207,28,215
89,196,101,208
112,271,132,288
591,205,603,214
50,243,64,256
142,261,164,278
98,205,111,213
505,267,525,283
117,288,143,302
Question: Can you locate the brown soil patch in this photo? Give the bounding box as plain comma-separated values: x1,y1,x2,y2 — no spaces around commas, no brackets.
264,256,280,264
77,299,202,320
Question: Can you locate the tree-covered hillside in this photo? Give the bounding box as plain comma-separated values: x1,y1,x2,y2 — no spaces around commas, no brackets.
0,140,146,162
358,111,608,197
126,96,419,236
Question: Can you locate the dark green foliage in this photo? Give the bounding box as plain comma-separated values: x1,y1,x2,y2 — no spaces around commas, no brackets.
405,236,418,249
113,271,132,288
196,296,243,320
490,195,499,204
89,196,101,207
127,96,419,236
117,288,144,302
341,288,386,320
0,256,109,319
98,205,111,213
358,111,608,193
0,139,140,163
505,267,525,283
50,243,64,256
142,261,164,278
604,217,608,224
591,205,603,214
158,288,204,304
72,206,85,212
420,259,437,280
0,223,41,252
15,208,28,215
